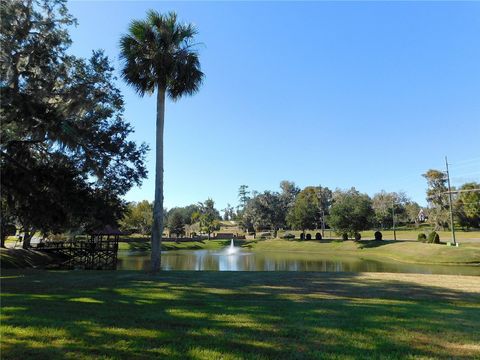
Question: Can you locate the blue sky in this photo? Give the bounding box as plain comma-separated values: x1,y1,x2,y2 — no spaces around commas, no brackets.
68,1,480,210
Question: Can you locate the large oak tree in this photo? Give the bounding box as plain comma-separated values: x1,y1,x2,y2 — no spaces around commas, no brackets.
1,0,147,247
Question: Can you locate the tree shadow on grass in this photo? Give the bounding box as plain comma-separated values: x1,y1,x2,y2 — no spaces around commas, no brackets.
357,240,410,249
1,270,479,360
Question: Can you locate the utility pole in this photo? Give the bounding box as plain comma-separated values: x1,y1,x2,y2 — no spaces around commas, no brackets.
392,200,396,241
445,156,457,245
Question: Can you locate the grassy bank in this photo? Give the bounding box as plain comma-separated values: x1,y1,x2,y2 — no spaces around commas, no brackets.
1,270,479,359
118,239,231,252
247,239,480,265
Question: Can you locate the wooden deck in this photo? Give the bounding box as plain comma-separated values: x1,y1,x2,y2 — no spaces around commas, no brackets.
36,239,118,270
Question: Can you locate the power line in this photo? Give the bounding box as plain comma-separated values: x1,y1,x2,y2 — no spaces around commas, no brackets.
454,156,480,164
449,160,480,167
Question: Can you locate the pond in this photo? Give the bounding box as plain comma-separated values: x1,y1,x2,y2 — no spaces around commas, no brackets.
117,248,480,275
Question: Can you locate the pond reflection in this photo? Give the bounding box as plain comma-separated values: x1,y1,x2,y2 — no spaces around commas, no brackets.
116,249,480,275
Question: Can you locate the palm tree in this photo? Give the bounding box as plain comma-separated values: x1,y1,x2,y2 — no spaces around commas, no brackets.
120,11,203,272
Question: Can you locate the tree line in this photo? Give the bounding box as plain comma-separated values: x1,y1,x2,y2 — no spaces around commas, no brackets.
120,199,222,239
238,182,421,239
121,175,479,240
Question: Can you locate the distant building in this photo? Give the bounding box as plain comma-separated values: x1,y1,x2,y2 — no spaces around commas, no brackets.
418,209,426,222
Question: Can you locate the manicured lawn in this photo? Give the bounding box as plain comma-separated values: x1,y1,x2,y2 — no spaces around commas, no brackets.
248,239,480,265
1,270,479,359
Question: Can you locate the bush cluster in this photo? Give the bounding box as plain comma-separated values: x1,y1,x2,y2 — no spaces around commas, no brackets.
417,233,427,242
342,233,348,241
354,233,361,241
305,233,312,240
427,231,440,244
315,232,322,240
374,231,382,241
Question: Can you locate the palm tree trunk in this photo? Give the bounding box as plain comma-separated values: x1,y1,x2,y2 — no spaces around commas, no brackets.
151,86,166,273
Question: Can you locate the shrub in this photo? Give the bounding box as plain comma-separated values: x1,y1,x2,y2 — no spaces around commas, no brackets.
417,233,427,242
427,231,440,244
305,233,312,240
300,233,305,240
315,232,322,240
354,232,361,241
342,233,348,241
281,233,295,239
374,231,382,241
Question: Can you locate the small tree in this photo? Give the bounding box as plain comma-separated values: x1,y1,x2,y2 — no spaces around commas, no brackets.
200,214,219,240
423,170,449,230
329,188,374,238
198,199,220,239
238,185,250,212
287,187,319,236
455,182,480,229
168,211,185,238
120,201,153,235
427,231,440,244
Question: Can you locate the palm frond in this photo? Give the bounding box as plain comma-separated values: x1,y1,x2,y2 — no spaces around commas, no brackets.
119,10,203,99
168,50,203,100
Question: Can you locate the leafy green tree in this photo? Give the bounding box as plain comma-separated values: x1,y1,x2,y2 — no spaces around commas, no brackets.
168,210,185,237
198,199,220,239
241,191,284,236
191,211,201,224
120,201,153,235
404,201,422,225
311,186,333,229
167,205,201,226
329,188,374,239
287,187,319,236
423,169,449,230
372,191,408,229
1,0,147,247
279,181,300,207
120,11,203,272
455,182,480,229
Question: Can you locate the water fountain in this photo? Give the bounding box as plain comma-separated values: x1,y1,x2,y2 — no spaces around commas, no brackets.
225,239,238,255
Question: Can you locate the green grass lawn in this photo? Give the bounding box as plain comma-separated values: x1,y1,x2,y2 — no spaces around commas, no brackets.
1,270,479,359
248,239,480,265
